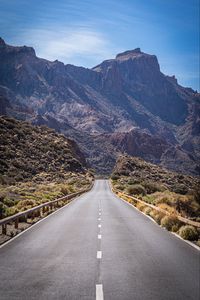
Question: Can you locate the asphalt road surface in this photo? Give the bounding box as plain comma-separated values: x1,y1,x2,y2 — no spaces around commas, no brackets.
0,180,199,300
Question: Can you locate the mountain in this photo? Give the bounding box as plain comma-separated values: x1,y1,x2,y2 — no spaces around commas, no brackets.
112,155,199,195
0,38,199,175
0,116,87,185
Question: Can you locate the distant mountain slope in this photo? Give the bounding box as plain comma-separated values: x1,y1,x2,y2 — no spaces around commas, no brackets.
113,155,199,193
0,116,87,184
0,38,199,175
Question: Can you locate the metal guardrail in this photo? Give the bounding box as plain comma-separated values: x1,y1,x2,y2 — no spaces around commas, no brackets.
112,187,200,228
0,182,94,235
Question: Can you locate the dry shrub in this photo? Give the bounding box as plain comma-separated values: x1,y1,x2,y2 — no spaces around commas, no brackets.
127,184,146,196
60,185,69,195
115,184,125,191
150,210,164,224
143,206,152,215
136,202,146,211
161,215,181,231
157,203,176,214
17,199,36,210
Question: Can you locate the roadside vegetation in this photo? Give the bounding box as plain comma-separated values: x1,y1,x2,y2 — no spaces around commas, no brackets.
0,116,93,243
0,116,94,219
0,173,92,219
111,155,200,245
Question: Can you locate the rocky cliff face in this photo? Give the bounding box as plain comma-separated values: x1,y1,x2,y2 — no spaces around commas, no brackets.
0,38,199,175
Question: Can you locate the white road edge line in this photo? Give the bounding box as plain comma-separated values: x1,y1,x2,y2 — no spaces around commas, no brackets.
114,191,200,252
96,284,104,300
97,251,102,259
0,192,88,250
98,234,102,239
98,224,101,228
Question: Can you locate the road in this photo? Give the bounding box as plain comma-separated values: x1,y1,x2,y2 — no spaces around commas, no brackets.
0,180,199,300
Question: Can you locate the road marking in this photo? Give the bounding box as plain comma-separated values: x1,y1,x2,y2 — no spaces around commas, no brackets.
98,218,101,221
98,224,101,228
98,234,102,239
96,284,104,300
97,251,102,259
99,213,101,216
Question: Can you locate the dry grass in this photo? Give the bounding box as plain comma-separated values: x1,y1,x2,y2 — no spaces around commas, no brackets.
0,173,92,219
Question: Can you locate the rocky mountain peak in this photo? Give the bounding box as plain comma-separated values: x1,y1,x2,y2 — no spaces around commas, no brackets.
0,37,6,46
20,45,36,56
0,38,36,56
116,48,142,59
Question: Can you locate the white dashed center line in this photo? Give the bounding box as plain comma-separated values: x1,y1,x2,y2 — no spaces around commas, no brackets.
96,284,104,300
97,251,102,259
96,204,103,299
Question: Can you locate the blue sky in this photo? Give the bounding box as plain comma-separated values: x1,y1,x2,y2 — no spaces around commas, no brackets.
0,0,199,90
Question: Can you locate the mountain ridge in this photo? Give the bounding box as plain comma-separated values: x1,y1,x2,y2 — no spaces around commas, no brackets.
0,38,199,175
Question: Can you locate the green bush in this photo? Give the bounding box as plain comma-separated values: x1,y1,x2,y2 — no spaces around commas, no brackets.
127,178,140,185
191,188,200,205
171,224,180,232
119,170,130,176
111,174,120,180
3,197,14,207
6,206,19,216
142,181,164,194
0,201,7,218
115,184,125,191
127,184,146,196
178,225,198,241
171,184,188,195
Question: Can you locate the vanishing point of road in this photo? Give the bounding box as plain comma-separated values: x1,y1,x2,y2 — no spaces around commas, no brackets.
0,180,199,300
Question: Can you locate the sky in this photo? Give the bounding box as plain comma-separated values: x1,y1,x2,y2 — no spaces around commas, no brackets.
0,0,199,90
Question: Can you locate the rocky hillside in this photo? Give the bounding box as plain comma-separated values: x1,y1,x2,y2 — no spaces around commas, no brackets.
112,155,200,221
0,116,87,184
112,156,200,242
113,155,199,193
0,38,199,175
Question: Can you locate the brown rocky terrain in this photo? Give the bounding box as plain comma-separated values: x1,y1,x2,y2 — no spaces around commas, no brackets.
0,116,87,184
0,38,199,175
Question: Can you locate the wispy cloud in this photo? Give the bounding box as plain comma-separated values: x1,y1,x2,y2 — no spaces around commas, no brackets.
0,0,199,90
11,26,118,66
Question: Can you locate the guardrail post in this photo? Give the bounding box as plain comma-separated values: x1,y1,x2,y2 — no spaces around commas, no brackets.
15,218,19,229
2,224,7,235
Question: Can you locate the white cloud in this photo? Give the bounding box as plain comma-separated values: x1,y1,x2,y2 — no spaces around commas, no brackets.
13,27,118,66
